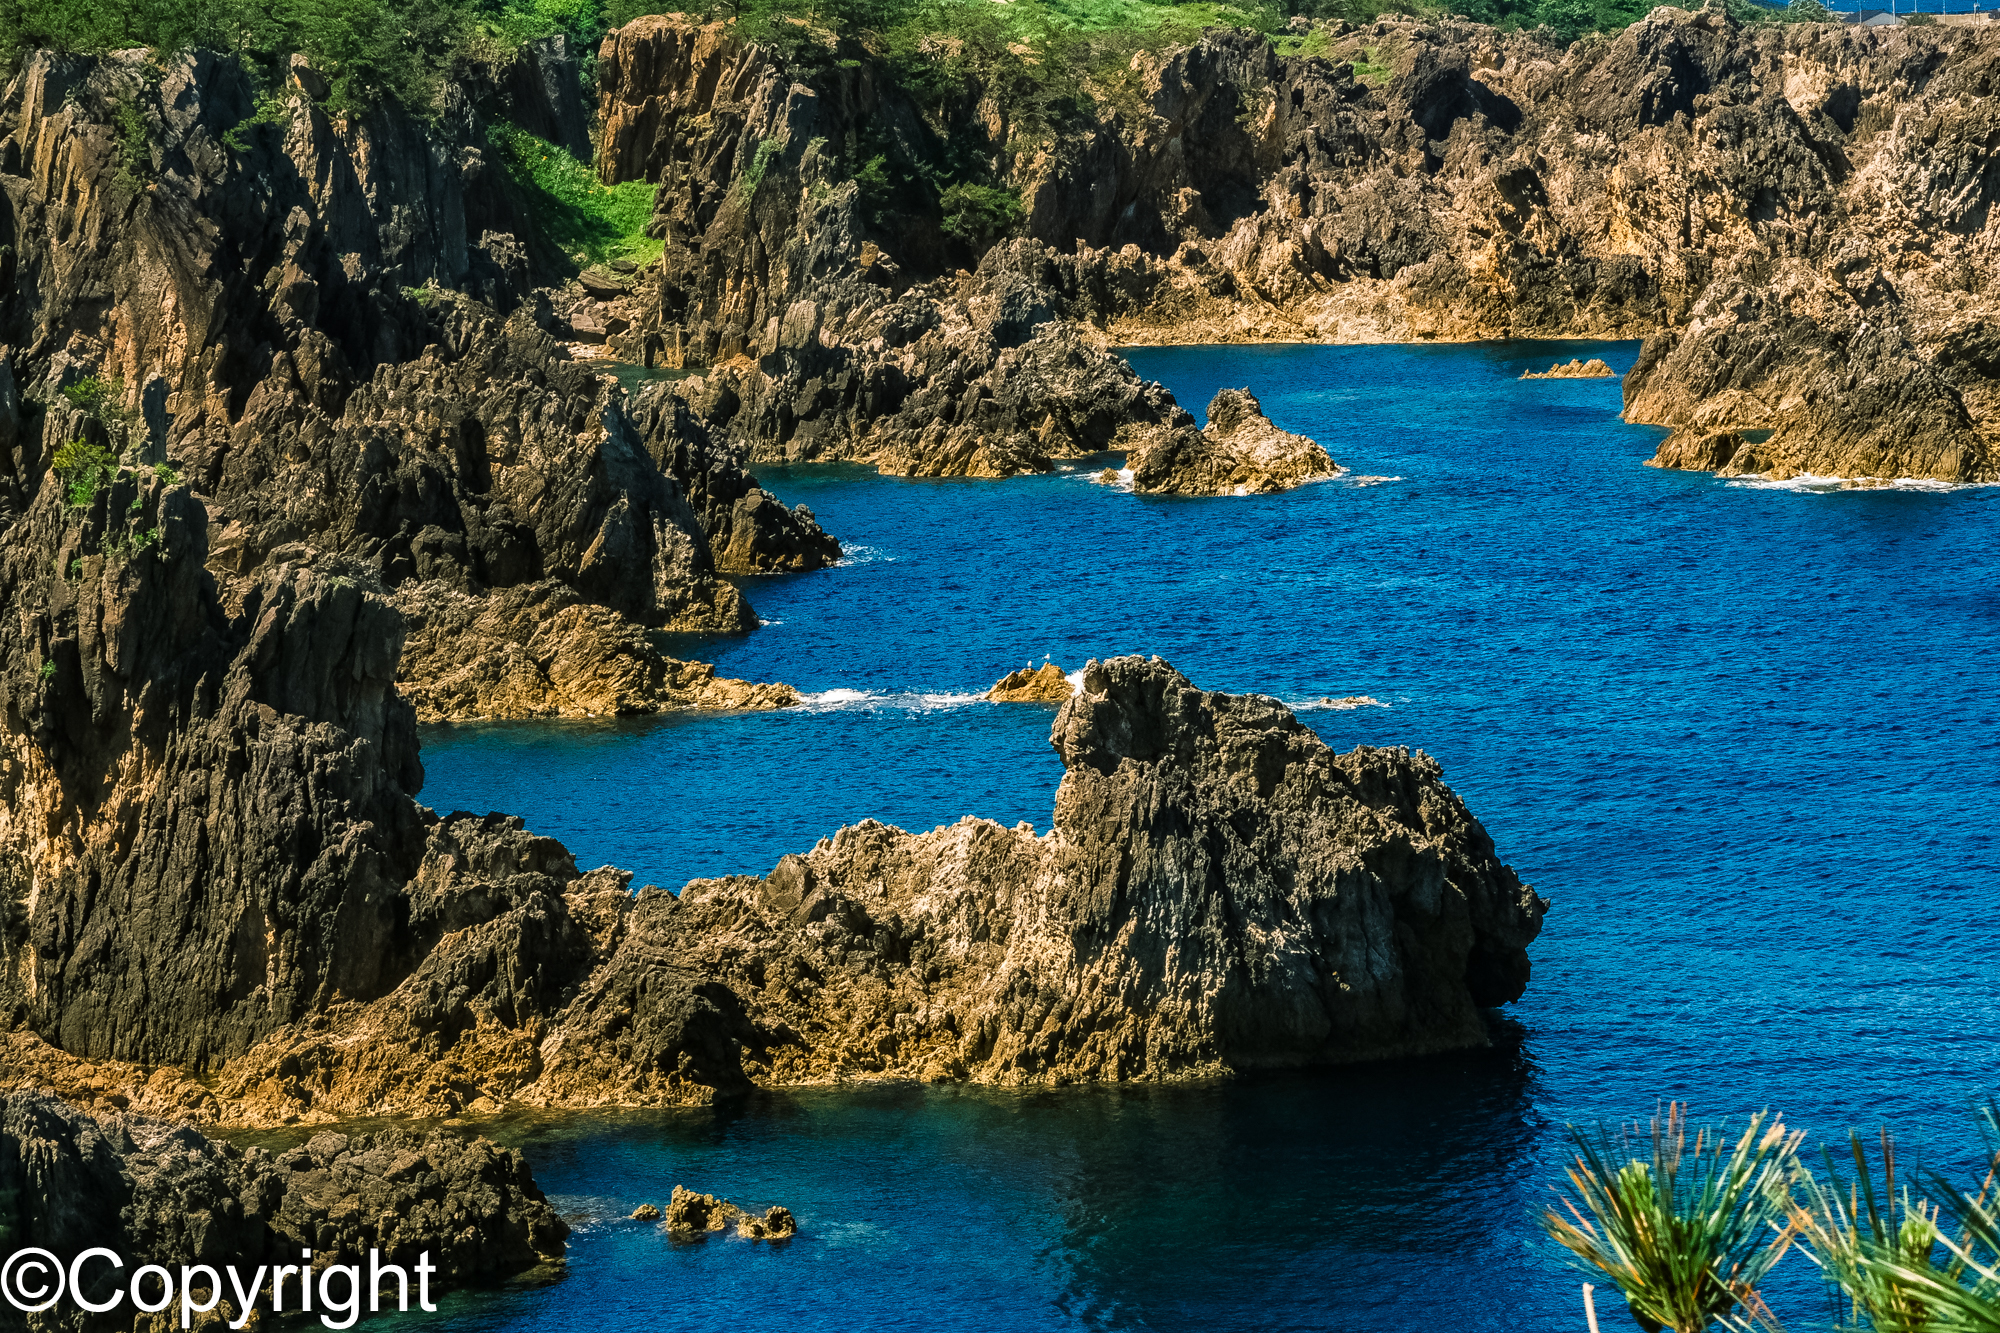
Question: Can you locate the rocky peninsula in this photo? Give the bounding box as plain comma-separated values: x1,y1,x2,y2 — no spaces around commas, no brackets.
0,421,1545,1122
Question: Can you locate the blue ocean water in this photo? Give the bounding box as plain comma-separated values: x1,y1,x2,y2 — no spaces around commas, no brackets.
414,340,2000,1331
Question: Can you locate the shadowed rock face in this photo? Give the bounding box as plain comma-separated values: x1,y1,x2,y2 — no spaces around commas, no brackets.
0,1091,567,1302
0,466,425,1070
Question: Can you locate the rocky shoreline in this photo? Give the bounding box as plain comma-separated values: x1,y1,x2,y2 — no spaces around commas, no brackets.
13,0,1993,1285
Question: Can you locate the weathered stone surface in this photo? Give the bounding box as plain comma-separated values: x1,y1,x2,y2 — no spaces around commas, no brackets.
988,662,1073,702
1131,388,1338,495
0,1090,566,1309
0,465,427,1071
395,581,797,721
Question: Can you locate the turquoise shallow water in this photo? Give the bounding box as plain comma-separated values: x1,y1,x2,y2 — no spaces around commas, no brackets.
415,339,2000,1331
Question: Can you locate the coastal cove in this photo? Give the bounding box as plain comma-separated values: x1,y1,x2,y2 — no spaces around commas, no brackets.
417,340,2000,1330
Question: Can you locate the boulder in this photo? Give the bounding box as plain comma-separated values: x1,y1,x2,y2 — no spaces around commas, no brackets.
0,1090,566,1308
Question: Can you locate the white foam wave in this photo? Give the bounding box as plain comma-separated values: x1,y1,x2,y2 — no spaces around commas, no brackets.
1725,472,2000,494
759,618,783,627
1064,668,1086,693
834,545,895,567
795,688,989,714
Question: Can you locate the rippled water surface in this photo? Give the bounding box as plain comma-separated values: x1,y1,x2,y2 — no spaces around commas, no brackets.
415,339,2000,1331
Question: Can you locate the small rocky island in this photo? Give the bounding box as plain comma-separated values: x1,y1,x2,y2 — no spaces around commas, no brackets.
988,662,1074,701
1522,358,1616,380
1128,389,1340,495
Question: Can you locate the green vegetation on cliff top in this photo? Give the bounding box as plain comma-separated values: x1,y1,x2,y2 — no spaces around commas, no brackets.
2,0,1823,112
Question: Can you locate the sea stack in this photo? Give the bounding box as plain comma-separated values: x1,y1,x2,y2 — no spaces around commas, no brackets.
1129,389,1339,495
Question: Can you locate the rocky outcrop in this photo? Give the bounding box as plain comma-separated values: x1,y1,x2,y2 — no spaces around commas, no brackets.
626,384,841,571
191,301,759,633
1627,266,1998,483
988,662,1073,702
655,656,1546,1086
196,656,1544,1122
1523,358,1615,379
663,1185,797,1240
1131,388,1338,495
0,1091,565,1312
395,582,797,721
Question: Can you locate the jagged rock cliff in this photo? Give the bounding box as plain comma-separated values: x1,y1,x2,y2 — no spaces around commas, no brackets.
0,44,833,723
0,465,425,1071
590,6,2000,483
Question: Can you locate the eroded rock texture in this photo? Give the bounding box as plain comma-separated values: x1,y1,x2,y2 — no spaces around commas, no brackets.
592,7,2000,482
210,661,1543,1120
0,1091,565,1311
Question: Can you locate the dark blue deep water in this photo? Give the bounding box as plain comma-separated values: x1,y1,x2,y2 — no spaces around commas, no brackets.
412,340,2000,1331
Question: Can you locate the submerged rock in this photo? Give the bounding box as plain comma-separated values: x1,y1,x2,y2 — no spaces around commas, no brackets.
1522,358,1615,379
1130,389,1338,495
988,662,1074,702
